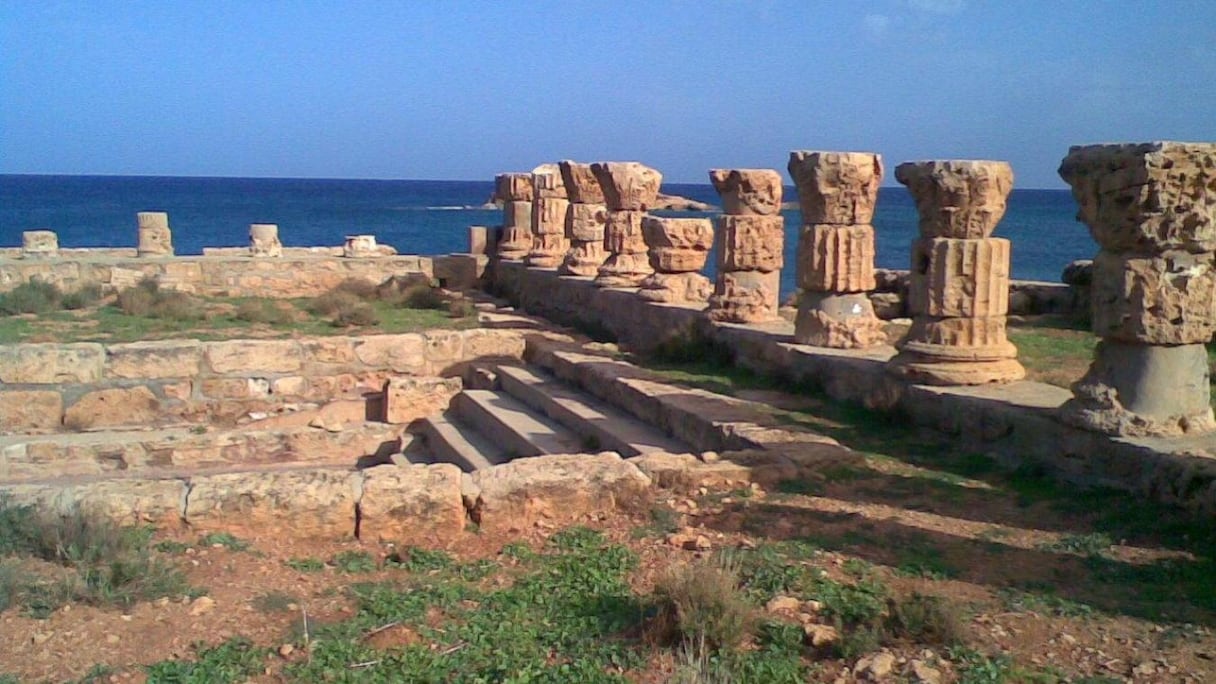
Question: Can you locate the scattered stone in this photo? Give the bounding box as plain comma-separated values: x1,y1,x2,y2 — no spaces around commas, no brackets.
908,659,941,684
189,596,216,616
765,595,801,613
854,651,896,680
804,623,839,649
279,644,295,658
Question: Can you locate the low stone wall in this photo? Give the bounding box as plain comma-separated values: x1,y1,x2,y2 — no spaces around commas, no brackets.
0,328,526,433
494,261,1216,515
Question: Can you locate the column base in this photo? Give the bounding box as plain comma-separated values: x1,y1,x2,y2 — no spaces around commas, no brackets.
637,272,712,304
794,292,887,349
558,241,605,277
594,252,651,288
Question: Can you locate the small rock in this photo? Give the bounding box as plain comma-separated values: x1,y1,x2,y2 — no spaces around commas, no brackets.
154,597,171,607
1060,632,1077,645
806,599,823,613
688,535,711,551
32,632,53,645
765,595,800,613
701,451,720,463
1132,661,1156,677
278,644,295,658
854,652,896,680
804,623,839,648
909,659,941,684
189,596,216,616
105,634,121,645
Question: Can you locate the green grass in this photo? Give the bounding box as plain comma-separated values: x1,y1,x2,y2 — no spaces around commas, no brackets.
144,638,266,683
285,557,327,573
331,550,377,574
197,532,250,552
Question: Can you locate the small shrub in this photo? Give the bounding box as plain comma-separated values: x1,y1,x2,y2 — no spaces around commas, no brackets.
885,593,966,646
648,555,755,651
398,281,446,310
0,280,62,315
60,283,103,310
151,290,205,321
233,299,296,325
306,290,362,317
116,285,156,316
387,546,453,573
331,550,376,573
198,532,250,552
332,277,379,300
332,301,379,327
447,298,477,318
153,540,190,554
285,557,326,573
144,637,266,682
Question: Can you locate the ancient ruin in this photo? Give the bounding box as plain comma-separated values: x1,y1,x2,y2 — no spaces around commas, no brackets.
637,216,713,303
1058,142,1216,436
788,151,886,348
136,211,173,257
249,223,282,257
21,230,58,258
526,165,569,269
707,169,784,322
592,162,662,288
494,172,533,261
886,160,1025,385
557,161,608,277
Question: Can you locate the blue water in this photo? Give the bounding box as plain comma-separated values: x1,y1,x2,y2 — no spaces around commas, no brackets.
0,175,1096,298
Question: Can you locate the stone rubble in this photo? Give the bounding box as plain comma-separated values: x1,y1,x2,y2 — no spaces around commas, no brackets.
21,230,58,259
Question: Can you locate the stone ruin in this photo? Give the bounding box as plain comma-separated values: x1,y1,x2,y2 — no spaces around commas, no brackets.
526,164,569,269
557,161,607,277
1058,142,1216,436
495,172,533,261
592,162,663,288
637,216,713,303
343,234,379,258
22,230,58,259
249,223,282,257
887,160,1025,385
707,169,784,323
137,211,174,257
788,151,886,348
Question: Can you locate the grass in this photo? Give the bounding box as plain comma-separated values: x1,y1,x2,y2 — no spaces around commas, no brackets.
144,638,266,683
197,532,250,552
647,555,756,651
285,557,326,573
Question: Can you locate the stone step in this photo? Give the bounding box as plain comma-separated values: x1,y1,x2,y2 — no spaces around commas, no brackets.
453,389,584,458
496,365,689,457
419,414,507,472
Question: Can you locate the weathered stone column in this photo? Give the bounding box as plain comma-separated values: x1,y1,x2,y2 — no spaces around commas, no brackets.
706,169,784,323
249,224,282,257
495,173,533,261
637,217,713,303
788,151,886,348
21,230,58,258
526,165,569,268
1057,142,1216,436
343,234,378,258
887,160,1024,385
137,212,173,257
592,162,662,288
558,161,608,277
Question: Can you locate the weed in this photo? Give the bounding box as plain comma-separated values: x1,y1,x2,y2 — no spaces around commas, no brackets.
998,587,1095,618
895,546,959,580
153,540,190,554
60,283,103,310
232,298,296,325
499,541,535,561
306,289,361,317
1036,532,1113,557
251,590,296,613
885,593,966,646
447,298,477,318
648,555,756,651
74,663,115,683
841,558,875,578
387,546,453,573
331,301,379,327
144,637,266,683
331,550,377,573
284,557,326,573
0,279,63,315
398,281,447,310
197,532,250,552
115,280,204,321
332,277,380,300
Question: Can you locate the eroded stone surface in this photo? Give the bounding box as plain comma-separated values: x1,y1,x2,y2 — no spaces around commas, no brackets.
558,161,605,204
359,464,466,543
498,200,533,260
531,198,570,236
532,166,567,199
250,224,282,257
559,241,606,277
186,468,358,539
708,168,784,216
343,235,378,258
0,343,105,384
604,210,648,254
905,316,1009,348
794,292,886,348
206,340,303,374
590,162,663,211
716,215,784,273
137,212,173,257
708,269,780,323
22,231,58,258
1090,249,1216,345
797,224,876,292
643,216,712,274
63,387,160,431
908,238,1011,318
383,376,462,424
106,340,203,379
495,173,534,202
895,160,1014,239
596,252,653,288
787,151,883,225
0,390,63,432
566,202,608,242
637,272,713,303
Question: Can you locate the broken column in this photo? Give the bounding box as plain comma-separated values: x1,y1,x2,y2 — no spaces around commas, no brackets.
887,160,1025,385
494,173,533,261
1057,142,1216,436
637,216,713,303
706,169,784,322
557,161,608,277
21,230,59,258
249,224,282,257
526,164,569,268
137,212,173,257
788,151,886,348
343,234,378,258
592,162,662,288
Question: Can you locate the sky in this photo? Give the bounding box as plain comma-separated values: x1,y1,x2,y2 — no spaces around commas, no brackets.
1,1,1214,187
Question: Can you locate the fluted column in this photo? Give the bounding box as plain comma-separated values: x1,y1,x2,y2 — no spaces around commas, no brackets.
558,161,608,276
788,151,886,348
1057,142,1216,436
637,217,713,303
526,164,569,268
137,212,173,257
592,162,662,288
706,169,784,323
495,173,533,261
886,160,1024,385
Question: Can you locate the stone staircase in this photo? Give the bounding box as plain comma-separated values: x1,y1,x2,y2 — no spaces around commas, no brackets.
415,363,694,471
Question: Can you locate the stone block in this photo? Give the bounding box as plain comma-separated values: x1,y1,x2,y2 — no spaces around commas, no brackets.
106,340,203,379
796,224,876,292
137,212,173,257
63,386,160,431
495,172,534,202
637,272,712,303
353,334,426,372
531,167,567,199
468,225,490,255
650,247,710,274
787,151,883,224
200,377,271,399
595,252,653,288
0,343,105,384
642,216,713,250
2,479,186,527
461,329,526,359
708,269,781,322
716,215,784,273
1090,249,1216,344
525,235,568,269
343,234,378,258
604,210,648,254
590,162,663,211
383,376,462,424
358,464,466,543
531,197,569,235
908,238,1010,318
186,468,359,539
558,160,605,204
0,390,62,432
905,316,1010,348
566,202,607,241
559,241,606,277
894,160,1014,239
22,230,58,258
794,292,886,349
1058,141,1216,253
503,200,532,229
249,223,282,257
301,337,357,365
708,168,784,215
206,339,303,374
497,224,531,261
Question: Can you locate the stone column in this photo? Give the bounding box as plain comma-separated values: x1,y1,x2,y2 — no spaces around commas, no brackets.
137,212,173,257
526,164,569,268
343,235,378,258
21,230,58,258
557,161,608,277
1057,142,1216,436
495,173,533,261
886,160,1024,385
637,217,713,303
706,169,784,323
249,224,282,257
592,162,662,288
788,151,886,348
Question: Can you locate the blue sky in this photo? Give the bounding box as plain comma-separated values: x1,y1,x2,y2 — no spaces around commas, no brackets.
1,1,1213,187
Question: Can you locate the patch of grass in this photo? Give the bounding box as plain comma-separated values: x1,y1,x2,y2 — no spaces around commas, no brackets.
447,298,477,318
251,590,296,613
895,545,960,580
647,555,756,651
232,298,297,325
885,593,967,646
331,550,377,573
197,532,250,552
1036,532,1113,557
60,283,103,310
499,541,535,561
144,637,266,683
284,557,326,573
386,546,453,573
998,587,1096,618
153,540,190,554
631,504,682,539
0,279,63,315
115,279,205,321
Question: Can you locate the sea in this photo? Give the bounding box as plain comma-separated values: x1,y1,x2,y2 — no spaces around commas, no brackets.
0,175,1097,299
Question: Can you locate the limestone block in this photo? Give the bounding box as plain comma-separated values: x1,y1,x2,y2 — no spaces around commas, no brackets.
590,162,663,211
301,336,358,365
466,453,651,531
206,339,303,374
0,390,63,432
1058,142,1216,253
0,343,105,384
106,340,203,379
626,452,755,492
358,464,466,543
353,334,426,372
709,168,784,216
343,235,378,258
468,225,490,255
796,224,876,292
532,164,567,198
186,468,358,539
595,252,653,288
249,224,282,257
886,352,1025,386
894,160,1014,239
1090,249,1216,344
787,151,883,224
137,212,173,257
708,269,780,323
497,225,531,261
383,376,462,424
716,215,784,273
637,272,713,303
908,238,1011,318
650,247,711,274
642,216,713,250
559,241,606,277
604,210,649,254
22,230,59,258
794,292,886,349
422,329,465,366
495,173,534,202
558,160,605,204
567,202,608,241
503,200,532,229
904,316,1010,348
63,386,160,431
525,234,568,269
3,479,186,527
531,197,569,236
461,329,526,359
